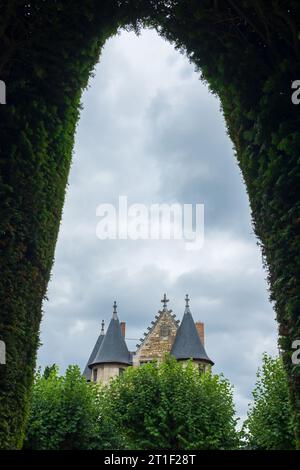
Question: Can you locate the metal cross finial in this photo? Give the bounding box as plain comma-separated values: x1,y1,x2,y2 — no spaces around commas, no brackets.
101,319,105,334
185,294,190,308
161,293,169,310
112,301,118,319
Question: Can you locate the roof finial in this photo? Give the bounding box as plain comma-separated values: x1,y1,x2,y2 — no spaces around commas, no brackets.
112,301,118,320
185,294,190,308
101,319,105,335
161,293,169,310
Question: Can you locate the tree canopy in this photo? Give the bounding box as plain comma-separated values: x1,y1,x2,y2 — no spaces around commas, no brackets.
23,365,121,450
108,357,239,450
24,358,239,450
244,354,296,450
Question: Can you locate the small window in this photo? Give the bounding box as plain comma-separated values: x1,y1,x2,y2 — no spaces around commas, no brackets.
198,364,205,374
93,368,97,382
119,368,125,376
160,325,170,338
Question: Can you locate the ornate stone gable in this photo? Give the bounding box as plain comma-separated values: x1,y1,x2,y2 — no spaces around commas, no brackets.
133,295,179,365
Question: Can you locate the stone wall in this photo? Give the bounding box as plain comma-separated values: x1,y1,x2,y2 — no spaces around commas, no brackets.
92,363,128,384
134,310,178,365
178,359,212,373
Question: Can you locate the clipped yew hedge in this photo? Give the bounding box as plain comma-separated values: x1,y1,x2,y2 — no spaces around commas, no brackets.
0,0,299,449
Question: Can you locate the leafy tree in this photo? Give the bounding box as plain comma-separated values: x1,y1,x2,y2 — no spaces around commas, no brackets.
244,354,296,450
42,364,57,379
23,365,121,450
107,356,239,450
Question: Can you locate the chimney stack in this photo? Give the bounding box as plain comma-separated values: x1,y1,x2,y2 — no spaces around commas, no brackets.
120,321,126,338
195,321,204,346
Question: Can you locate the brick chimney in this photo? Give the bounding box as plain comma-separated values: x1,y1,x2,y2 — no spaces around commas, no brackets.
195,322,204,346
120,321,126,338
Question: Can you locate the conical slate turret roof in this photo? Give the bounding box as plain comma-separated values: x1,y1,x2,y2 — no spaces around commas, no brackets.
89,302,132,366
83,320,105,380
171,295,214,365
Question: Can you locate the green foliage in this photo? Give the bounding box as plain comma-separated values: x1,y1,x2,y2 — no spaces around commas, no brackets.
1,0,300,448
243,354,296,450
0,0,120,448
23,365,121,450
24,360,238,450
107,357,239,450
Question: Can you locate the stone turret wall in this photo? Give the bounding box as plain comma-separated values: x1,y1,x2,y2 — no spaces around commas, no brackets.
92,363,129,384
178,359,212,373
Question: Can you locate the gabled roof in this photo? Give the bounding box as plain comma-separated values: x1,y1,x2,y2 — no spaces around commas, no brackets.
171,298,214,365
83,325,105,380
136,294,179,351
89,302,132,366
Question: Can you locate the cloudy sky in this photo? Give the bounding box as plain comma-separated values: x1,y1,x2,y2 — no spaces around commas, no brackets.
38,29,278,422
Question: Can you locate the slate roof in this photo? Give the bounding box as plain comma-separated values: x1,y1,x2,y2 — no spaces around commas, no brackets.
89,302,132,366
83,328,105,380
171,302,214,365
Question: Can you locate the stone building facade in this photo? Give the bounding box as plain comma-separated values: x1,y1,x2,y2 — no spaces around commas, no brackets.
133,296,179,366
83,294,214,385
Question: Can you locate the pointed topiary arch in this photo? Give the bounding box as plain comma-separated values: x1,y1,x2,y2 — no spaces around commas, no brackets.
0,0,300,449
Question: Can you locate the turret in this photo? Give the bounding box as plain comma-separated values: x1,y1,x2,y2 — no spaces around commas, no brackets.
83,320,105,381
171,295,214,371
88,301,132,383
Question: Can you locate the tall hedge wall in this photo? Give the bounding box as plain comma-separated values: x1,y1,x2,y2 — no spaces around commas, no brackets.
0,0,299,449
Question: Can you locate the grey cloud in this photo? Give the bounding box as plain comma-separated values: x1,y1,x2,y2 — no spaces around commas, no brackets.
39,29,277,423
